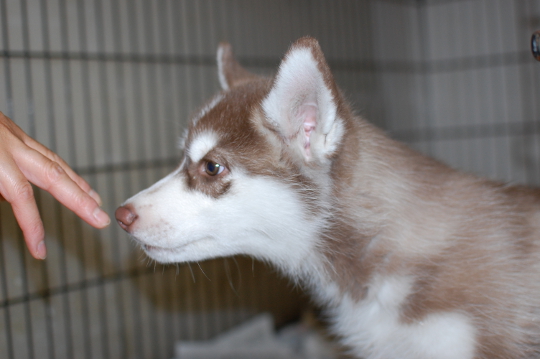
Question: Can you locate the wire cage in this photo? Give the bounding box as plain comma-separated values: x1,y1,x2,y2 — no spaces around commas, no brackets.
0,0,539,358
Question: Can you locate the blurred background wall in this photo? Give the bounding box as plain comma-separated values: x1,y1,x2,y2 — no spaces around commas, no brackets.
0,1,538,358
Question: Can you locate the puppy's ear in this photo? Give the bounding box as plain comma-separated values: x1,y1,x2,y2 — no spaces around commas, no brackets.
262,37,345,163
217,42,259,90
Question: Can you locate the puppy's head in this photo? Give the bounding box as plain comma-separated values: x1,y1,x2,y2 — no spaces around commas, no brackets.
116,37,347,271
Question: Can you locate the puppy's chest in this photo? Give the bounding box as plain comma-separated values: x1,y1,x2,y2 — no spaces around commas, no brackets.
317,276,476,359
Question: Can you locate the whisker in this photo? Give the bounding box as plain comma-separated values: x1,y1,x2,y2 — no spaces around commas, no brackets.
223,258,240,298
187,263,196,283
232,256,242,286
197,262,211,281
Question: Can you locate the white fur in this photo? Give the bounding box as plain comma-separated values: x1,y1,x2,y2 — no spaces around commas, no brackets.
325,277,475,359
187,131,219,163
177,128,189,150
217,46,229,91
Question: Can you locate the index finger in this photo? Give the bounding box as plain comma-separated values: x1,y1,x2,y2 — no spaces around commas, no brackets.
22,135,103,206
15,146,111,229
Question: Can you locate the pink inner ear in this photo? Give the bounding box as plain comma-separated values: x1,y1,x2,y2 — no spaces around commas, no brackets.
298,103,318,154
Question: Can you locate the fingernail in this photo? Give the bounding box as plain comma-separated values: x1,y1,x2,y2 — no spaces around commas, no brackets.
37,241,47,260
93,207,111,227
89,189,103,206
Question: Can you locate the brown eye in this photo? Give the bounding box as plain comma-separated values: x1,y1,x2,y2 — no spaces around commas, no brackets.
204,161,224,176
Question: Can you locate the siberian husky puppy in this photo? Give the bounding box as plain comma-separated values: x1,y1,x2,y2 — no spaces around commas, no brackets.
116,37,540,359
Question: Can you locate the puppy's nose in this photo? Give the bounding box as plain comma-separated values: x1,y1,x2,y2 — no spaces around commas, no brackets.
115,204,138,232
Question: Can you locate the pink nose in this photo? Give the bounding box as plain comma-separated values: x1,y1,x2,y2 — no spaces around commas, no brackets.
115,204,138,232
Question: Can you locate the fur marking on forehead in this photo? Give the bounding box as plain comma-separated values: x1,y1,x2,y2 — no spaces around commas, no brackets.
188,131,220,163
192,94,224,125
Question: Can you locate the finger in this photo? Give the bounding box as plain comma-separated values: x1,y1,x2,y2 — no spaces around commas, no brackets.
0,159,46,259
22,136,103,206
14,147,110,229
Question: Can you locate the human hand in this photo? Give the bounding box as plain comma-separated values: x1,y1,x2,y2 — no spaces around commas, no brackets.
0,112,110,260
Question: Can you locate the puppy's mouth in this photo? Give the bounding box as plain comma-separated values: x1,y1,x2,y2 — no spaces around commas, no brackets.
142,244,162,252
137,238,207,255
137,242,190,263
140,243,185,254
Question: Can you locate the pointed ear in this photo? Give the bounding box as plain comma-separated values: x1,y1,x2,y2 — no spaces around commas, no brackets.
262,37,345,163
217,42,259,90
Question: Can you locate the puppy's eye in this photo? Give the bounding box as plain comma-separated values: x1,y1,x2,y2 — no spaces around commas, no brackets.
204,161,224,176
